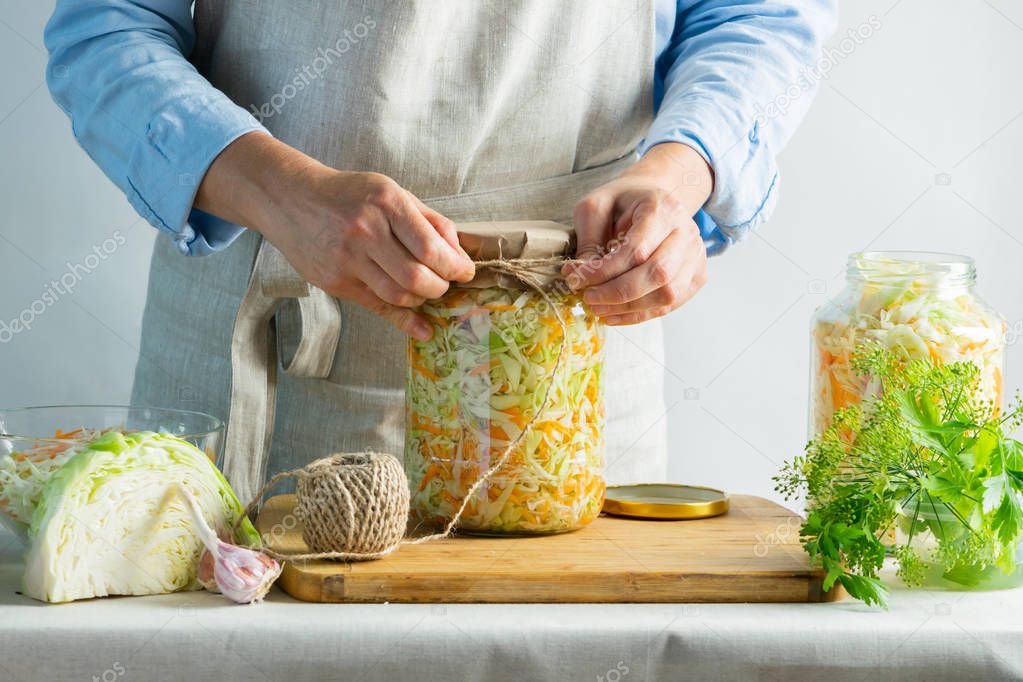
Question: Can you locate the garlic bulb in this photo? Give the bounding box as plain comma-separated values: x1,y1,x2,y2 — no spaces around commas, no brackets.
176,485,281,603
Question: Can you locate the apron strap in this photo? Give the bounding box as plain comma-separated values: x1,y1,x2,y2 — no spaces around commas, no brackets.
424,153,635,222
278,291,342,378
223,238,340,505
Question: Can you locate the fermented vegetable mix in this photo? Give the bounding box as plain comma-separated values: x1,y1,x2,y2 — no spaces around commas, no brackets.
404,221,605,534
406,287,604,533
811,252,1005,435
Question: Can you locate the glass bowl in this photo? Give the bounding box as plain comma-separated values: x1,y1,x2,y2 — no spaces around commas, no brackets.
0,405,224,541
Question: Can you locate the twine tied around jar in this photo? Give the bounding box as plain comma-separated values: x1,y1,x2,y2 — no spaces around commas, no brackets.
244,256,586,561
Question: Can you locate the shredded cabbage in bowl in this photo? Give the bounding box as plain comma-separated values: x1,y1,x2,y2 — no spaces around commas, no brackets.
812,255,1005,433
405,286,605,534
0,428,111,531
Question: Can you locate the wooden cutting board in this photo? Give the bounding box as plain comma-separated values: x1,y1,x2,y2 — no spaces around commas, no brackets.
256,494,843,603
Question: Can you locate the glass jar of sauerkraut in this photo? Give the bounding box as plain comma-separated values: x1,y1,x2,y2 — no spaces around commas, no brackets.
811,252,1005,435
404,221,605,535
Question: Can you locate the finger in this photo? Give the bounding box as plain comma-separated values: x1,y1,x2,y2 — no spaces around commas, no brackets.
591,262,707,318
362,258,432,309
570,201,672,290
590,280,691,318
412,196,462,253
600,307,673,326
572,191,615,258
563,192,615,288
391,194,475,283
411,196,477,282
612,201,639,238
581,230,687,306
367,235,450,300
350,286,433,341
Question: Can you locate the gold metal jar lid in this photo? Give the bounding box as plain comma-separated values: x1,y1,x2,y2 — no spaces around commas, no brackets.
602,484,729,520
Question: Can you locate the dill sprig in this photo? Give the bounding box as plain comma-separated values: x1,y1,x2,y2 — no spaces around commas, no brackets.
775,343,1023,607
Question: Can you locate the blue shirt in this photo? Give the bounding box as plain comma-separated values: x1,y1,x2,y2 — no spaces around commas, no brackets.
44,0,836,257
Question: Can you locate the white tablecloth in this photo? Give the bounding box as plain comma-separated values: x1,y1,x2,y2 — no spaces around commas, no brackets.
2,531,1021,682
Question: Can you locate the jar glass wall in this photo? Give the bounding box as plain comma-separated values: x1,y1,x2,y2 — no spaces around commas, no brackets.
810,252,1005,435
894,504,1023,590
404,285,605,535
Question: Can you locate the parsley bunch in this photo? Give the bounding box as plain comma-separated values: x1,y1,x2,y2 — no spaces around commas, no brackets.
775,344,1023,607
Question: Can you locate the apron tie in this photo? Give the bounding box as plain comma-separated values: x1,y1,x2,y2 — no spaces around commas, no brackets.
223,239,341,505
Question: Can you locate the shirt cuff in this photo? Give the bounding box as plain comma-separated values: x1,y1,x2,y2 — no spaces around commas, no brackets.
639,95,779,247
124,90,268,257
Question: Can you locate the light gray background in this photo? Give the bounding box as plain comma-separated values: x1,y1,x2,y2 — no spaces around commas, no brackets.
1,0,1021,504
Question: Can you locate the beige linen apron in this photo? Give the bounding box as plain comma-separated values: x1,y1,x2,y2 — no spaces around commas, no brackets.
131,0,669,503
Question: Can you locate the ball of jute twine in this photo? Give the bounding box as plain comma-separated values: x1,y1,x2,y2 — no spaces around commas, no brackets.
297,453,408,556
245,452,410,562
244,257,581,562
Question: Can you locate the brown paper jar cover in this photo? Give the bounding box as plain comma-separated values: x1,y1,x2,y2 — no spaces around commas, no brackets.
455,220,576,290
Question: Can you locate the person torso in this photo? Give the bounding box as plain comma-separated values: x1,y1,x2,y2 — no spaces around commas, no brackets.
134,0,669,491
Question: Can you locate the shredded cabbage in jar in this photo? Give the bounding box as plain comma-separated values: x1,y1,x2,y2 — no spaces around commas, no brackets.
813,258,1005,433
405,286,604,534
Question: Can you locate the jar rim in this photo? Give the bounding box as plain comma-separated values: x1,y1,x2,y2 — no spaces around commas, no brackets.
848,251,976,284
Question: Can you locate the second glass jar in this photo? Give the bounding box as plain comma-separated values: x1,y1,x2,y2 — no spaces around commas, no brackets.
810,251,1005,435
404,285,605,535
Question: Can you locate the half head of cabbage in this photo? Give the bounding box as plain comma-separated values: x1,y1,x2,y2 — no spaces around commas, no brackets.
22,431,260,603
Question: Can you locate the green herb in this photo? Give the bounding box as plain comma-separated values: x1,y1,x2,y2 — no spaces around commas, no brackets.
775,344,1023,607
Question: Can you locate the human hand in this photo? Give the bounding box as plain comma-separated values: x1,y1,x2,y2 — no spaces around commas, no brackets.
563,142,713,325
196,133,474,340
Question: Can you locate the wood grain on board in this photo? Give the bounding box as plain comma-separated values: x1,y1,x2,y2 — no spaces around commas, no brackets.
256,494,843,604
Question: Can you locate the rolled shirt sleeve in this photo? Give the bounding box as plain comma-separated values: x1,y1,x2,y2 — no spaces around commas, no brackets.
45,0,836,257
44,0,268,256
644,0,838,253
